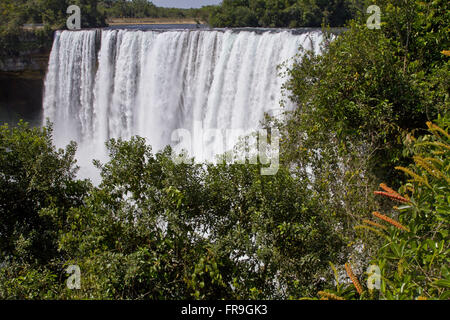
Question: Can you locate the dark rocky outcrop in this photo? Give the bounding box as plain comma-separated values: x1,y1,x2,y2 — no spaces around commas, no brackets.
0,49,50,126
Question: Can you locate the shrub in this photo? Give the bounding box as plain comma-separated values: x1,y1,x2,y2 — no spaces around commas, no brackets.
321,117,449,300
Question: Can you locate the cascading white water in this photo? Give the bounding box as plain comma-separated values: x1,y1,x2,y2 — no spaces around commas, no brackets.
43,29,324,180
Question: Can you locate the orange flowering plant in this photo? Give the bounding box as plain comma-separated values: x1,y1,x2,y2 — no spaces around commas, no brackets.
365,117,449,299
321,117,449,300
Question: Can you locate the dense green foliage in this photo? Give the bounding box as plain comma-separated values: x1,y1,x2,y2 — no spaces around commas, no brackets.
278,0,448,196
0,122,89,263
374,117,449,300
0,0,448,300
0,125,346,299
209,0,365,28
319,117,449,300
0,0,106,57
0,0,211,57
274,0,449,300
99,0,214,22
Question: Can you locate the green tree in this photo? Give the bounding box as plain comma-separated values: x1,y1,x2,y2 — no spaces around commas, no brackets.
0,121,90,264
51,136,344,299
209,0,362,27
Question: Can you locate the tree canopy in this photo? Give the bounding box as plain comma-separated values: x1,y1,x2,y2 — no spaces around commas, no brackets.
209,0,365,28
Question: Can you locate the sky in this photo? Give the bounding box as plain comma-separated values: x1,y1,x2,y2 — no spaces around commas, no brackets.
151,0,222,9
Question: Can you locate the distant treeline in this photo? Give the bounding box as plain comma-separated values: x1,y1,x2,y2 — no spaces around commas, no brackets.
208,0,367,28
0,1,103,57
0,0,213,29
1,0,368,31
0,0,213,57
100,0,214,22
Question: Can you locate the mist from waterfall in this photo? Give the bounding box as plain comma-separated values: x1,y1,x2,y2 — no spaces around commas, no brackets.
43,29,324,181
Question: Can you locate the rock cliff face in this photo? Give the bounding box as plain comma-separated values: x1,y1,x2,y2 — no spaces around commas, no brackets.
0,49,49,126
0,52,49,72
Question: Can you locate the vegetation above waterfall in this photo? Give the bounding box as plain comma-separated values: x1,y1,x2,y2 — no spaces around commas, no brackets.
0,0,449,300
0,0,209,58
209,0,364,28
0,0,368,58
0,0,372,59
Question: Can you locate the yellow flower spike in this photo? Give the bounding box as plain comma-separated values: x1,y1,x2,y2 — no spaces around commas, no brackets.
423,157,443,165
426,122,450,139
395,166,431,188
354,225,390,240
414,156,443,179
363,219,388,230
318,291,345,300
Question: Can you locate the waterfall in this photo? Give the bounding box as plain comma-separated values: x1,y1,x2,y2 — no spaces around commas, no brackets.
43,29,324,180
